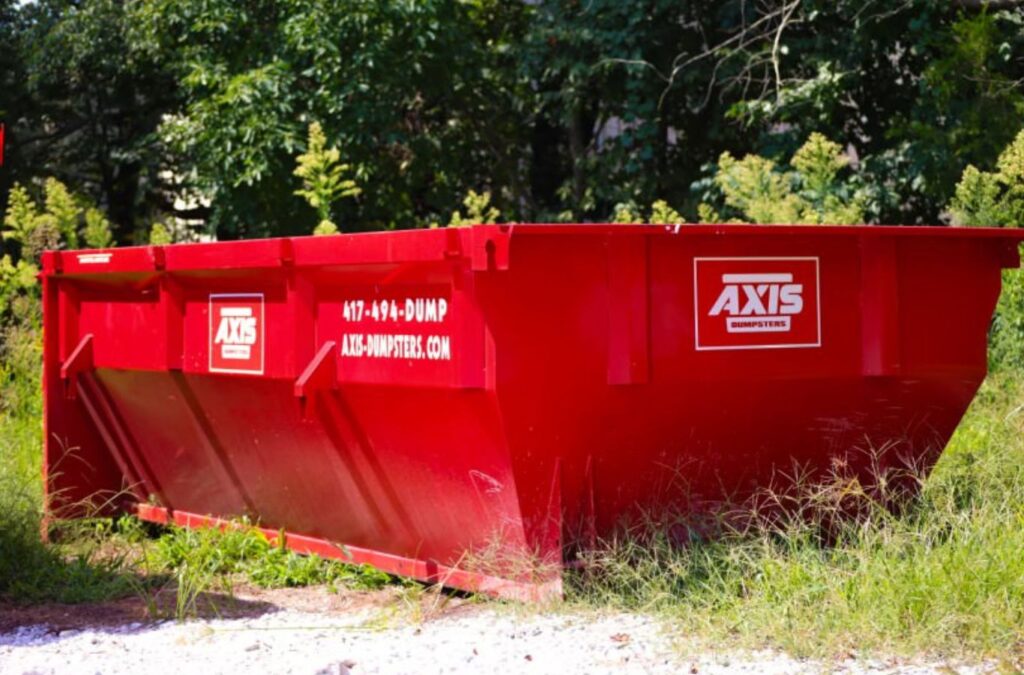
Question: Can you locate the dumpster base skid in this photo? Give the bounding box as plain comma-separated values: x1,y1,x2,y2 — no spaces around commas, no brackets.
134,504,563,602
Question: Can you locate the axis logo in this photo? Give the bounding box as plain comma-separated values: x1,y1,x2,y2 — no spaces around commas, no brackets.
209,294,264,374
694,257,820,350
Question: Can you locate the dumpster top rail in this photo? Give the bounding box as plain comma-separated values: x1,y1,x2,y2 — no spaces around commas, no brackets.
40,223,1024,277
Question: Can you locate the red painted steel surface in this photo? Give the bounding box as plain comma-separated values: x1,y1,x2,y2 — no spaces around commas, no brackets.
41,224,1024,598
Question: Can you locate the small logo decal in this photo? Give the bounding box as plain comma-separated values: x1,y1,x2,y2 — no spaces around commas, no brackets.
694,257,820,350
209,294,264,374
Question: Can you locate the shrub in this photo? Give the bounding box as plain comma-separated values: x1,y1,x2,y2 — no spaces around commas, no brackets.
699,133,866,225
294,121,361,235
448,189,500,227
950,129,1024,227
949,129,1024,371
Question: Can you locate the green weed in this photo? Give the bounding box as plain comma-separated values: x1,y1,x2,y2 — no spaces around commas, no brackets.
129,519,392,619
147,520,390,592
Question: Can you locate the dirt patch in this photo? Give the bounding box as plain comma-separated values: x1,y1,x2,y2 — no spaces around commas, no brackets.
0,580,478,634
0,590,271,633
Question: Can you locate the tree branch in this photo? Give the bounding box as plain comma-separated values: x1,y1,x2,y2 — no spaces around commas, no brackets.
952,0,1023,8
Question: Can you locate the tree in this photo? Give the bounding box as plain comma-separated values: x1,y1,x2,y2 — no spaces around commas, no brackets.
4,0,1021,239
130,0,533,237
3,0,181,242
524,1,1023,224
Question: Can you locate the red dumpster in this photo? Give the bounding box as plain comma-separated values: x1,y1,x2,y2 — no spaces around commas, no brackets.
41,224,1024,599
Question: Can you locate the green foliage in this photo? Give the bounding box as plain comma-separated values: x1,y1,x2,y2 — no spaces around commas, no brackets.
988,269,1024,372
4,1,1024,233
312,220,339,236
723,4,1024,224
648,200,683,224
294,122,361,235
711,153,802,224
0,256,38,324
610,199,684,224
949,131,1024,372
697,203,721,224
0,249,136,605
448,190,500,228
130,0,531,235
610,202,642,224
148,222,173,245
149,522,391,596
2,185,39,247
0,503,139,604
700,133,865,225
82,209,114,249
4,0,180,239
41,178,79,248
886,10,1024,221
950,130,1024,227
2,179,116,258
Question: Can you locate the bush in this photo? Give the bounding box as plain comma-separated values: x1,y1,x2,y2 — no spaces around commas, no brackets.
699,133,866,225
950,129,1024,372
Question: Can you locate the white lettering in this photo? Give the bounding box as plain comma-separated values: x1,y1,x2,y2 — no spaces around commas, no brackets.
215,315,257,345
709,274,805,334
709,286,739,316
340,333,451,361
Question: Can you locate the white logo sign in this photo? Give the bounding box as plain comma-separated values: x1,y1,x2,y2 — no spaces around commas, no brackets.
693,257,821,351
209,294,264,374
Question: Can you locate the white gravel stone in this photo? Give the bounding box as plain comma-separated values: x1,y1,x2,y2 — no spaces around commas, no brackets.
0,608,998,674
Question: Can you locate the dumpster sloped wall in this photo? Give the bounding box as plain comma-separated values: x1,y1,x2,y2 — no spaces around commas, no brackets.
41,225,1024,599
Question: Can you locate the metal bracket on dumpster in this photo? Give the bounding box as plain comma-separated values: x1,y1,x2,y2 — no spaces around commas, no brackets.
294,341,337,418
60,334,94,400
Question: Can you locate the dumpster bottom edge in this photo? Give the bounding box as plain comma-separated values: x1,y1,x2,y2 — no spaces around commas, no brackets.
133,504,562,603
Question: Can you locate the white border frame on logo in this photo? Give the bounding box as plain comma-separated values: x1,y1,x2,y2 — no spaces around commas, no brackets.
208,293,265,375
693,257,821,351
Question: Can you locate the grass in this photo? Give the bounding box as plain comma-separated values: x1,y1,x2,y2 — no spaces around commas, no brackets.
0,320,137,604
139,519,392,618
566,375,1024,660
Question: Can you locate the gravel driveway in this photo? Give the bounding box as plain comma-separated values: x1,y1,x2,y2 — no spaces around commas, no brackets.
0,590,1001,675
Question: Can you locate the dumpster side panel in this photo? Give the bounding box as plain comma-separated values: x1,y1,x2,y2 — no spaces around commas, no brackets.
44,246,533,584
480,229,1008,542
